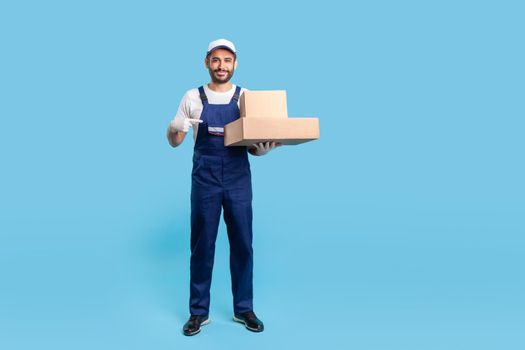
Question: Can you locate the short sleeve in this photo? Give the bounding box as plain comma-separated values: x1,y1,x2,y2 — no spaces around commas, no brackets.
172,92,192,122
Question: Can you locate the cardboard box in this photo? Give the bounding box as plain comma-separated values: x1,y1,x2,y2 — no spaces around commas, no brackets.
224,117,320,146
240,90,288,118
225,90,319,147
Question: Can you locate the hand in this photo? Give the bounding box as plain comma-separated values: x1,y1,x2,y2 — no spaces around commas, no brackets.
251,141,281,156
169,118,203,133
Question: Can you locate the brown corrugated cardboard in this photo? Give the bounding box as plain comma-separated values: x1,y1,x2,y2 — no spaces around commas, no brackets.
225,89,319,146
224,118,320,146
240,91,288,118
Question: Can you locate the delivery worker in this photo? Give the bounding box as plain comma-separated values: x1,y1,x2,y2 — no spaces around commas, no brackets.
167,39,279,336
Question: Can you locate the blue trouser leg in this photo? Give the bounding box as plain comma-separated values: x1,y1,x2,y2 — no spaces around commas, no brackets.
189,183,222,316
223,186,254,314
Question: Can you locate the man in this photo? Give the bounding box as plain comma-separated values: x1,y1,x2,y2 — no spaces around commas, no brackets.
167,39,279,336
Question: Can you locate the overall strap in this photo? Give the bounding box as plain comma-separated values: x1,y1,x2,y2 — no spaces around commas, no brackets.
231,86,241,102
198,86,208,105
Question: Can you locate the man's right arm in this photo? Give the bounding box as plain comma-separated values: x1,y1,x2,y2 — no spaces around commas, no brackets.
167,92,191,148
167,128,187,147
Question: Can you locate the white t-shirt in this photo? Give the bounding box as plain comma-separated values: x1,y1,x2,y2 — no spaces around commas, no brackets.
172,84,249,142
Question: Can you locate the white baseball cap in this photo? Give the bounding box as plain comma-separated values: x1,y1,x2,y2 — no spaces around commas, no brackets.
207,38,236,56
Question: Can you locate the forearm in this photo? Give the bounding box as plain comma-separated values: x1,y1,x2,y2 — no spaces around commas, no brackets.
167,128,186,147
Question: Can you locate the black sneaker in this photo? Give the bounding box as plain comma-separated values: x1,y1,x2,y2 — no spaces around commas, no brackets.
182,314,210,336
233,311,264,332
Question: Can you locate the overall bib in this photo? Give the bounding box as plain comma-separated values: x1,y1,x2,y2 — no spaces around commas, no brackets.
189,85,254,316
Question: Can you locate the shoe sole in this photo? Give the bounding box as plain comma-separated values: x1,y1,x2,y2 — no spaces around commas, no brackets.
183,318,210,336
233,316,264,332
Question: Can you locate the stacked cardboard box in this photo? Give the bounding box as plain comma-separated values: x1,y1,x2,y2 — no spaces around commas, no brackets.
224,91,320,146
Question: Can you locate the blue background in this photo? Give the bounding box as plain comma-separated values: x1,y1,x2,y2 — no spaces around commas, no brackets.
1,0,523,349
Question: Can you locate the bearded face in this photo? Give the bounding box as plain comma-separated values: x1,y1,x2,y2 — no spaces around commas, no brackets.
206,49,237,84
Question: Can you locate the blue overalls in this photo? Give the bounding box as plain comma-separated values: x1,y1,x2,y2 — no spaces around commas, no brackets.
189,85,254,316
